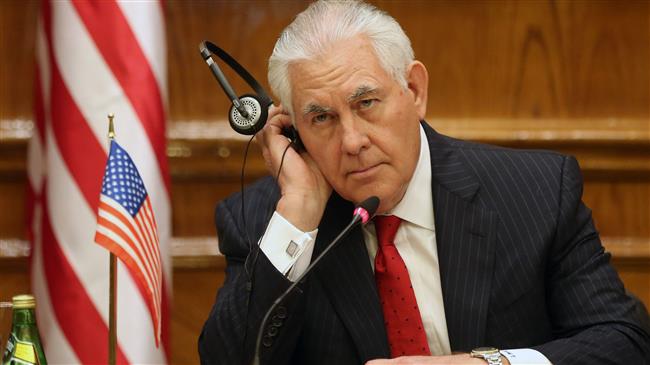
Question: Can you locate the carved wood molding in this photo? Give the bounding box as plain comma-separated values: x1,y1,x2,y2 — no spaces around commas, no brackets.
1,118,650,180
0,237,224,270
1,236,648,270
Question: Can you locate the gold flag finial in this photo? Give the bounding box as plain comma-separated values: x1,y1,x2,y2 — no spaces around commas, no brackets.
108,113,115,140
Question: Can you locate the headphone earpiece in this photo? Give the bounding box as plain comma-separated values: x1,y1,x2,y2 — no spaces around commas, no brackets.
199,41,274,136
228,94,268,135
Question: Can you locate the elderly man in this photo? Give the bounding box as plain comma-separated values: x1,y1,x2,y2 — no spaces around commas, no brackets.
198,1,650,364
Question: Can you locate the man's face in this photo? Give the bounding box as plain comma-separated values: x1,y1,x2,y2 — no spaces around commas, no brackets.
289,36,426,213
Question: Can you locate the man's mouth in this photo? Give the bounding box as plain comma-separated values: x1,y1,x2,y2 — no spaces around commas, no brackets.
348,163,383,179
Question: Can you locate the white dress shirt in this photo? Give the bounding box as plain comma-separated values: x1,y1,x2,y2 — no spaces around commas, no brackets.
258,125,550,364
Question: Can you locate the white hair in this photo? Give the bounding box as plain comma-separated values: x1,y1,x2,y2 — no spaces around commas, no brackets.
268,0,414,116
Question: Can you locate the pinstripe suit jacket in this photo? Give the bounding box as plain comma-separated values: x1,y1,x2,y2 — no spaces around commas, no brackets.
199,122,650,365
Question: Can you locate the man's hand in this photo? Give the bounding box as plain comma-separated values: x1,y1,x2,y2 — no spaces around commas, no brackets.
256,105,332,232
366,354,510,365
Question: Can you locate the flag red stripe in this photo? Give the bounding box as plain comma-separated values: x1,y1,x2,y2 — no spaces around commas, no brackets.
133,208,162,293
98,199,159,285
142,200,169,355
142,199,160,251
95,229,161,320
41,191,129,364
132,207,163,317
99,200,150,255
100,199,161,289
97,199,162,326
96,210,159,302
133,206,157,269
71,0,170,193
96,230,161,323
43,2,105,213
144,199,162,252
50,64,105,211
145,199,162,264
134,204,162,275
134,213,161,289
95,231,161,346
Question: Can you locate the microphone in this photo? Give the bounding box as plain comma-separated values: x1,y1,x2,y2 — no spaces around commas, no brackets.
251,196,380,365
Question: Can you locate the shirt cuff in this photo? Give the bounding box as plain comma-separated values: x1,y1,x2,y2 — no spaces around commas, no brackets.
501,348,551,365
259,211,318,281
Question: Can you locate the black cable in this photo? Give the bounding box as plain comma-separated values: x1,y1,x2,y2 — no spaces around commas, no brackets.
240,134,257,263
244,141,293,281
276,142,293,181
239,133,257,363
240,135,294,364
242,138,294,279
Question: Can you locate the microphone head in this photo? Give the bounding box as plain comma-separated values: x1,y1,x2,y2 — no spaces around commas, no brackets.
199,41,211,60
353,196,380,224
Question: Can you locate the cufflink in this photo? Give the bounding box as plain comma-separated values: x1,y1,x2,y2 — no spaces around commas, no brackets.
285,240,299,257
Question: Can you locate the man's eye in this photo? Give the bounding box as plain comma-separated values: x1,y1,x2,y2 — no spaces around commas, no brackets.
313,114,330,123
359,99,376,109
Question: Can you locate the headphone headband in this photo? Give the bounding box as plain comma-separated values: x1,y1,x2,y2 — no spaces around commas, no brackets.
200,41,273,107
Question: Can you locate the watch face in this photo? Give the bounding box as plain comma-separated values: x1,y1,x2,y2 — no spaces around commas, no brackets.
472,347,499,355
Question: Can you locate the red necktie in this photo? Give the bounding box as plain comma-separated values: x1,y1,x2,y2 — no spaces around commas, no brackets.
374,215,431,357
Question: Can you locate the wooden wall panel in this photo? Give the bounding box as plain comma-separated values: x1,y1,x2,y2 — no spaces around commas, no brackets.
172,180,247,237
420,0,647,117
171,268,224,365
167,0,650,121
0,0,37,122
0,182,25,238
584,181,650,238
385,0,650,118
0,260,31,304
169,139,265,236
614,262,650,313
166,1,305,121
0,140,27,239
1,1,648,121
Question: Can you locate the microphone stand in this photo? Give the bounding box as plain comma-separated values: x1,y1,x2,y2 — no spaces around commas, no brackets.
251,213,364,365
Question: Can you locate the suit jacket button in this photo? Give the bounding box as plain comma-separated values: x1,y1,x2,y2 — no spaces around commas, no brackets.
276,306,287,319
271,315,283,326
262,335,273,348
267,326,279,337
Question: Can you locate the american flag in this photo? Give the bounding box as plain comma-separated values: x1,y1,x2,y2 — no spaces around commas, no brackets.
95,140,163,347
27,0,170,363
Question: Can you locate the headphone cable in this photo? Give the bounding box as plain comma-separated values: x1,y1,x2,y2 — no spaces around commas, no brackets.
240,135,294,363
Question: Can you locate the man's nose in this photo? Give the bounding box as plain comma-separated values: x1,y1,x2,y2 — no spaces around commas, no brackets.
340,115,371,155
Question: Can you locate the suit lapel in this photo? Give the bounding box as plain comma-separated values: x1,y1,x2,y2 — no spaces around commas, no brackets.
312,194,390,361
424,123,498,351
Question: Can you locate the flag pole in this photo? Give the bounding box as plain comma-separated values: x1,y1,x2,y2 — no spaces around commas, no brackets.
107,113,117,365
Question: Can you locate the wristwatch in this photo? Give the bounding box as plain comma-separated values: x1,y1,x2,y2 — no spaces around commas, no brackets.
471,347,503,365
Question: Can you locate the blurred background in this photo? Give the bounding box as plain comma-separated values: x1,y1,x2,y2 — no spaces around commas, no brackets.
1,1,648,364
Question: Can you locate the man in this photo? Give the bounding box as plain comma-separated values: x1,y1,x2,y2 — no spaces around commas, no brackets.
199,1,650,364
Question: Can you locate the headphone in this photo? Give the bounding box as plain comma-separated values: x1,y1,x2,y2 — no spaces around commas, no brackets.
198,41,275,135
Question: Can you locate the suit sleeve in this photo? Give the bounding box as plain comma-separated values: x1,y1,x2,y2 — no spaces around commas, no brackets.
198,195,308,365
533,156,650,364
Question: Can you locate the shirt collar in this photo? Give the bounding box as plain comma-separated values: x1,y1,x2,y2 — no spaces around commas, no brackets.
386,124,434,231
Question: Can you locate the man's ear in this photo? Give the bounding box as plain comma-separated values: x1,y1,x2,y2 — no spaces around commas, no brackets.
405,61,428,120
